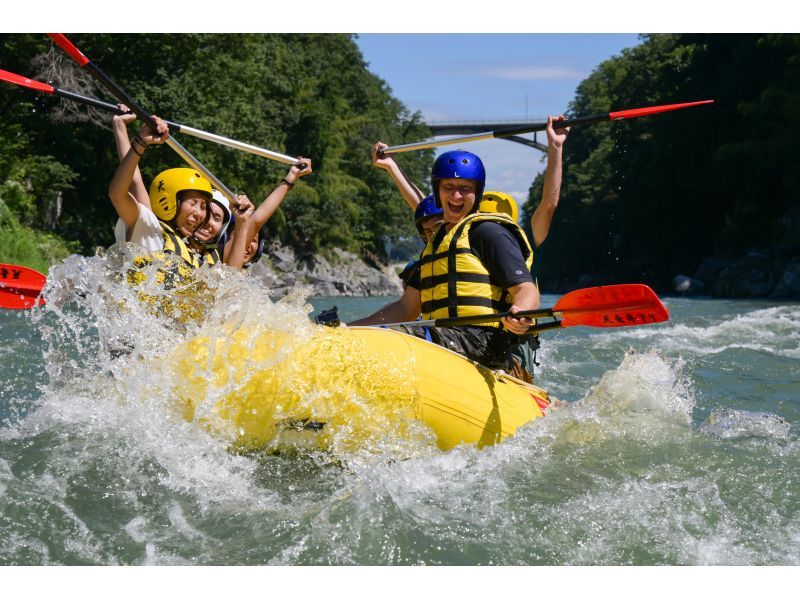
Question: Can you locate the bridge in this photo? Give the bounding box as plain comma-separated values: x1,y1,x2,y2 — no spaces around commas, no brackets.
425,119,548,152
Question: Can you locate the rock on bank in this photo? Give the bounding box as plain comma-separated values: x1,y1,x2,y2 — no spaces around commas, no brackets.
248,242,403,298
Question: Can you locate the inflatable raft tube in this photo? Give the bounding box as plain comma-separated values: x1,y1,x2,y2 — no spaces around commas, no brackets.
173,325,549,452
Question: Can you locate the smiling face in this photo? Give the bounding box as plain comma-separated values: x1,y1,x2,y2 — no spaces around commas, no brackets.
419,215,443,243
193,201,225,243
243,232,260,264
438,178,477,228
173,191,209,238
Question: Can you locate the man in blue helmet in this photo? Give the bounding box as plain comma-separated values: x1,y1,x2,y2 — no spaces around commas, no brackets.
396,149,540,374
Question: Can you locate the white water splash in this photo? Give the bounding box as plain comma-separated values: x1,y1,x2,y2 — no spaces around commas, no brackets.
3,251,799,565
700,408,791,440
609,305,800,359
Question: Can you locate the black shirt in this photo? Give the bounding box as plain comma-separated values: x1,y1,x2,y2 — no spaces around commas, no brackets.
406,221,533,290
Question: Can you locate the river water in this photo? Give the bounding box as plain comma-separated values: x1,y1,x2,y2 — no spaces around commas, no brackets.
1,251,799,566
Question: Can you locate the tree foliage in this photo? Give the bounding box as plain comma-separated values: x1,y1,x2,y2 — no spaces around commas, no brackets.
0,33,432,262
522,34,800,292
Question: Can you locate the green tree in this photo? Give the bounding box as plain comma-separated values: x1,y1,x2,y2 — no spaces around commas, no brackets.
0,33,432,263
522,34,800,293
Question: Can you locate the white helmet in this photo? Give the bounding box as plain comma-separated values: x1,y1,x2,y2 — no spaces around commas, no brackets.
210,190,233,238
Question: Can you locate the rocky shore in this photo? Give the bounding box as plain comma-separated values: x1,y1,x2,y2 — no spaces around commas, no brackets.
247,241,403,299
237,240,800,302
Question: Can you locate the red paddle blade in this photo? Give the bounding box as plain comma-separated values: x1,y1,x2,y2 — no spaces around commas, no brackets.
609,99,714,121
0,69,55,94
48,34,90,67
0,264,46,309
553,284,669,328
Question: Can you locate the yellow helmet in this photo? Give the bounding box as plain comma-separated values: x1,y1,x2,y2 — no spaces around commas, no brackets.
480,191,519,223
148,168,213,221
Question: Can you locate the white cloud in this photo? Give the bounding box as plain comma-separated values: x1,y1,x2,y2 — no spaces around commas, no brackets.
479,66,588,81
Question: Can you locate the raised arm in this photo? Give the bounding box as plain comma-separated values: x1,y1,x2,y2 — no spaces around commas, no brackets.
108,116,169,229
530,115,569,249
372,141,424,211
223,194,255,269
251,158,313,231
223,158,313,268
112,104,149,209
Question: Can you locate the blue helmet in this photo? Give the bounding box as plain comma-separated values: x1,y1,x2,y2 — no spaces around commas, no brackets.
414,194,443,237
431,150,486,209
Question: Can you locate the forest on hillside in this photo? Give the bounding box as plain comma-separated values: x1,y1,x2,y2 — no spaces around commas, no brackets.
523,34,800,298
0,33,432,272
2,33,799,297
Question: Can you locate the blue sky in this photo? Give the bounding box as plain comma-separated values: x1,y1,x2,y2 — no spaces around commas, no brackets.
356,34,643,206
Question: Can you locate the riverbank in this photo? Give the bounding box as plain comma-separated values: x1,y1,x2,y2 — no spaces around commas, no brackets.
248,241,403,299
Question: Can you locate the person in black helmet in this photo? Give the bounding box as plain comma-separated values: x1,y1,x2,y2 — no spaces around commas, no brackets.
224,158,313,269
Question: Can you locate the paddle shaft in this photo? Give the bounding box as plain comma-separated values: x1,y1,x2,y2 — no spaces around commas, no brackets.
0,66,302,166
381,115,603,155
48,34,237,202
54,87,300,165
380,99,714,156
391,308,558,328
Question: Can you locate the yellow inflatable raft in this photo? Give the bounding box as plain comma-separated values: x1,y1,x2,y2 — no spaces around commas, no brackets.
173,325,549,452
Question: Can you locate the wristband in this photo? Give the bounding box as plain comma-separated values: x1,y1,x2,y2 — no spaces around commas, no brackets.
132,135,147,150
131,144,144,157
280,178,295,189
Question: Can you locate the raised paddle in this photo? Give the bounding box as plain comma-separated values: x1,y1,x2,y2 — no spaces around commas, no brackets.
386,284,669,331
379,100,714,155
47,33,241,203
0,68,302,167
0,263,46,309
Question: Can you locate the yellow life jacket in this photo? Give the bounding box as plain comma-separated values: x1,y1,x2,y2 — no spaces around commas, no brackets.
419,212,534,327
126,221,220,323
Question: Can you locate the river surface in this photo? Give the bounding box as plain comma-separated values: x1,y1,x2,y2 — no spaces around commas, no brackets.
1,252,799,565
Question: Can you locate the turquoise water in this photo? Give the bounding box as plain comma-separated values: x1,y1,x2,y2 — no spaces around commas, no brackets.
1,252,799,565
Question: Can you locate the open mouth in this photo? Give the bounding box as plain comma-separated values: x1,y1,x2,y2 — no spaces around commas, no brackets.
446,201,465,215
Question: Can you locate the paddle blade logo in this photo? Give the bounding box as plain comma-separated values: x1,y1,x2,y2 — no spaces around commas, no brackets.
0,267,22,280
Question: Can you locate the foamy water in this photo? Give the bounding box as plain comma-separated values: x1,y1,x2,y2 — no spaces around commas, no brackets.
1,252,799,564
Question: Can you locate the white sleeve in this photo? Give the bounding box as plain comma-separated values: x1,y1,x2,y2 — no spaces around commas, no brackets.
114,217,129,244
124,205,165,252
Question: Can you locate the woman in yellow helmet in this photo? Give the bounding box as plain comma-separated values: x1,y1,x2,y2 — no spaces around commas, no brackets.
111,106,311,272
110,108,246,263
